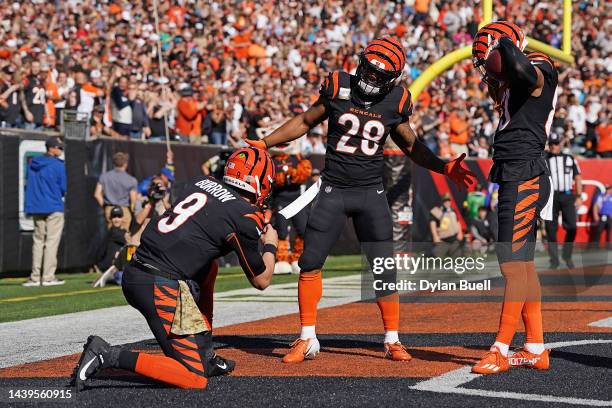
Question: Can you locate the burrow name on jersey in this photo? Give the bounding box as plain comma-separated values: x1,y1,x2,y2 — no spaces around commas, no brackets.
195,179,236,202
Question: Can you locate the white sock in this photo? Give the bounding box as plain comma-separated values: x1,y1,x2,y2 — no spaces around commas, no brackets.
300,326,316,340
384,331,399,344
524,343,545,354
492,341,509,357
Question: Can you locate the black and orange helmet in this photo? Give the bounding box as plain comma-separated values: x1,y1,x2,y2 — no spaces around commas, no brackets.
223,147,275,207
356,37,406,96
472,21,526,78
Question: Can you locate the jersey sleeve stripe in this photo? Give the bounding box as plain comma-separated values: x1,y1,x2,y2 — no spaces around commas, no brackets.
244,213,264,229
398,87,409,114
332,71,339,98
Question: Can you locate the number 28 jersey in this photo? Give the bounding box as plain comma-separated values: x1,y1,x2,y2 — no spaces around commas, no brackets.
136,176,267,281
320,71,413,188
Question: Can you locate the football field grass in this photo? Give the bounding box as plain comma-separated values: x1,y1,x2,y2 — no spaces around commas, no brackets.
0,255,361,323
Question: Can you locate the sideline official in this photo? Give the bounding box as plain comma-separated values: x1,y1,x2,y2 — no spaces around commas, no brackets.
545,134,582,269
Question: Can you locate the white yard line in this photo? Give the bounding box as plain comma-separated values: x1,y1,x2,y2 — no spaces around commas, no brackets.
0,274,361,369
411,340,612,406
589,317,612,328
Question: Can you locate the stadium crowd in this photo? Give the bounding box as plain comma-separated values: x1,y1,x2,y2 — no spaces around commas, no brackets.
0,0,609,157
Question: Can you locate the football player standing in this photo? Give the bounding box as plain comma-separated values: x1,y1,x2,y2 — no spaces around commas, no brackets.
72,147,278,389
470,21,557,374
248,37,475,363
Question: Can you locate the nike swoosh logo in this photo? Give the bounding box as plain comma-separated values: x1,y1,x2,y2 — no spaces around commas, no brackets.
377,189,384,194
217,362,227,370
79,356,98,381
255,227,262,236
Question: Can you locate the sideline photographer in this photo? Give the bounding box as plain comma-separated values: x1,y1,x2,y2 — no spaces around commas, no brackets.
131,176,171,245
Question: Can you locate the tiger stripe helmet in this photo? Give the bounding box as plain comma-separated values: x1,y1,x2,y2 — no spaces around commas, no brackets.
472,21,527,77
356,36,406,96
224,147,275,207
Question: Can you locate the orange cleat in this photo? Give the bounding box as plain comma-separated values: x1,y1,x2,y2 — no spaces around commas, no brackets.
282,338,320,363
384,342,412,361
472,347,510,374
509,349,550,370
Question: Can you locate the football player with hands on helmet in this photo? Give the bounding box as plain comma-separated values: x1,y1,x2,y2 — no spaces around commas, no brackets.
72,147,278,390
248,37,475,364
471,21,558,374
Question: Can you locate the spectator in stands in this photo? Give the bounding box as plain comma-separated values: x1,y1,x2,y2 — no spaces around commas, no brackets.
301,127,327,155
429,194,463,258
449,106,470,155
175,84,204,144
0,70,23,128
469,136,490,159
0,0,606,159
204,100,228,145
567,94,587,138
90,105,122,139
77,69,104,118
23,137,67,287
110,72,133,138
94,152,137,232
21,60,47,130
593,185,612,249
146,87,175,141
129,83,151,140
596,111,611,158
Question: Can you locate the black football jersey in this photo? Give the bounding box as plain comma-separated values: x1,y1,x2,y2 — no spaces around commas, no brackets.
490,53,558,182
320,71,412,188
136,176,267,281
24,75,46,125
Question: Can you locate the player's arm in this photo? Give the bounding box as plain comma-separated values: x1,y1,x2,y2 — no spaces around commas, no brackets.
391,120,476,189
93,183,104,207
495,37,543,94
254,97,329,149
573,158,583,207
392,120,445,173
227,225,278,290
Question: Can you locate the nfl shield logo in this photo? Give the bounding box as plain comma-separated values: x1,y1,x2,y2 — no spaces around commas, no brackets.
325,186,332,193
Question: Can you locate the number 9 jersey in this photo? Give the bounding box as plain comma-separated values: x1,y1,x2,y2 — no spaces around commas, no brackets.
135,176,268,281
320,71,413,188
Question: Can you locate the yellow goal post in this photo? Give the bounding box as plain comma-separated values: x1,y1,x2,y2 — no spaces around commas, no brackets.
408,0,574,100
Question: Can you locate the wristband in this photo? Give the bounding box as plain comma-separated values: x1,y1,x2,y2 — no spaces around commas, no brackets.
263,243,277,256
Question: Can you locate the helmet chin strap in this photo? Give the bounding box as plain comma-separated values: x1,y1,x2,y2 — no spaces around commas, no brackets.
254,175,261,203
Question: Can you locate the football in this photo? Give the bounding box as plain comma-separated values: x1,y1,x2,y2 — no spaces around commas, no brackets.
484,48,507,81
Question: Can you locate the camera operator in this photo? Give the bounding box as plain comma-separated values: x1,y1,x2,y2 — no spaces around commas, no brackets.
130,176,171,245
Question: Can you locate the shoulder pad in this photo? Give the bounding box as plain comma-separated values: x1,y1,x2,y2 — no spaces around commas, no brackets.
528,52,556,77
319,71,352,100
241,210,265,238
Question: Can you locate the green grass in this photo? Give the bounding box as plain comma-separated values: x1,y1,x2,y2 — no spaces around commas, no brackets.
0,255,361,323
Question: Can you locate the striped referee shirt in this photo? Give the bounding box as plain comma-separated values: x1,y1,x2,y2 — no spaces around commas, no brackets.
547,153,580,193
